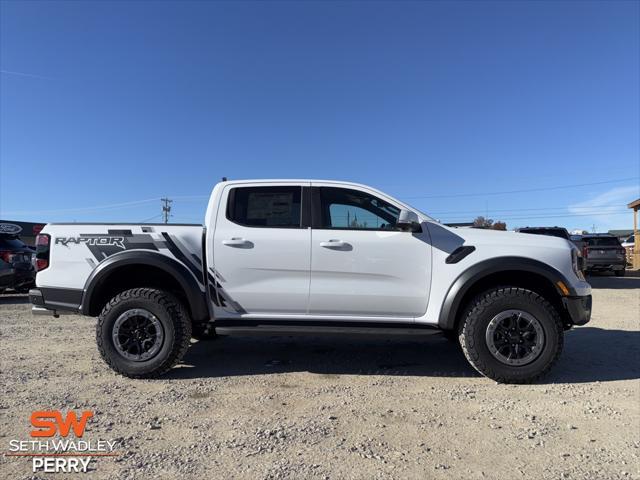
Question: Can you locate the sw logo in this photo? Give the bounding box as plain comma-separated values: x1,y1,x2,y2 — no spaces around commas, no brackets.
28,410,95,473
9,411,119,473
31,410,93,438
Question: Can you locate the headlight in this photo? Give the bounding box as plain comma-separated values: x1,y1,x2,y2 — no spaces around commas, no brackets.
572,248,585,280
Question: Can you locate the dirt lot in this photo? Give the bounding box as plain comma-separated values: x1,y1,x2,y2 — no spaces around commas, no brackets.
1,274,639,480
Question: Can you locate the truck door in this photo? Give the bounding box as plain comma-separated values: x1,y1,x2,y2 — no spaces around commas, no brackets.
308,185,431,319
211,183,311,316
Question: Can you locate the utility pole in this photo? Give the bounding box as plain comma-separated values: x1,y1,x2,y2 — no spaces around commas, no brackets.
161,197,173,224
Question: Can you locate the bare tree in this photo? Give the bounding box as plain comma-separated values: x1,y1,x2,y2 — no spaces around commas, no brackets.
492,221,507,231
473,216,507,230
473,216,493,228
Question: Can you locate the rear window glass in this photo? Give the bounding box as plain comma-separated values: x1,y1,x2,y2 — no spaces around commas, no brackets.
584,237,620,247
227,186,302,228
0,237,28,249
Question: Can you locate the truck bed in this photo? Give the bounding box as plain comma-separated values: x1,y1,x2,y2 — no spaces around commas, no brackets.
36,223,205,292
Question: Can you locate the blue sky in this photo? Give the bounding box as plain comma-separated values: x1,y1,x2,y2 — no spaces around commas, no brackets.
1,0,638,232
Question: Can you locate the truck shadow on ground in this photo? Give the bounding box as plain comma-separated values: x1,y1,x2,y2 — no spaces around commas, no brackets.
586,270,640,289
169,327,639,384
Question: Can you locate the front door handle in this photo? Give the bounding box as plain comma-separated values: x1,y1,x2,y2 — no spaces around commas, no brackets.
319,239,350,249
222,238,252,248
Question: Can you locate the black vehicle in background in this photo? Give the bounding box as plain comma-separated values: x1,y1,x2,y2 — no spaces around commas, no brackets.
515,226,571,240
581,234,627,276
516,227,586,272
0,234,36,294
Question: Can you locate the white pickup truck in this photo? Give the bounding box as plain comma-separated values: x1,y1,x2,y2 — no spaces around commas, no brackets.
30,180,592,383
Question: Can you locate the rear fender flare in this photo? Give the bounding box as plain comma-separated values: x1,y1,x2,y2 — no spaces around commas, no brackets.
81,250,209,321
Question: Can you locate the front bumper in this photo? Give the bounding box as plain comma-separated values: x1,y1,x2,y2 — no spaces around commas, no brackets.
562,295,592,326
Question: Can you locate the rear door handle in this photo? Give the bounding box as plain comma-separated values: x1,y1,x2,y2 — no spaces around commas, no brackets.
222,238,252,248
320,239,349,249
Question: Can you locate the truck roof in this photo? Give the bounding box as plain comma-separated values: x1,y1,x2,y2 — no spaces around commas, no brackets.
219,179,375,188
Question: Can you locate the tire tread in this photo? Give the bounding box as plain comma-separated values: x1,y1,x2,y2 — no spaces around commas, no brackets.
458,287,563,384
96,288,192,379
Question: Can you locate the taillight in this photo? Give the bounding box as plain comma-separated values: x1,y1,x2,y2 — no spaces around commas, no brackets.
36,234,49,247
0,251,14,263
618,248,626,255
582,246,588,258
35,234,51,271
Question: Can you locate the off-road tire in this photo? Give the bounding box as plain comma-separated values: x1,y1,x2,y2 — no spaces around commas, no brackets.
459,287,563,384
96,288,192,378
615,269,626,277
192,322,217,340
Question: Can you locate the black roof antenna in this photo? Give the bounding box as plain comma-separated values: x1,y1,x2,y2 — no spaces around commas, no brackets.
221,177,228,182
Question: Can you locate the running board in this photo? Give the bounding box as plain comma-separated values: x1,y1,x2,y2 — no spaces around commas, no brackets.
212,320,441,337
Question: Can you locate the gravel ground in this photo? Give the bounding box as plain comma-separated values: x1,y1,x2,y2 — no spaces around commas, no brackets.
1,274,639,479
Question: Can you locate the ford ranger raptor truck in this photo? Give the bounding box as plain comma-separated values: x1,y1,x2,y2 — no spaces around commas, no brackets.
30,180,592,383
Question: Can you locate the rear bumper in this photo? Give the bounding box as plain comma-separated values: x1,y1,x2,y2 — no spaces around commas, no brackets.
585,259,625,270
32,305,58,316
562,295,592,326
29,287,82,315
0,267,35,291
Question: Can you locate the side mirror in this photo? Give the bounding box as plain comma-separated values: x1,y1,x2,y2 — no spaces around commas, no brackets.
397,209,421,232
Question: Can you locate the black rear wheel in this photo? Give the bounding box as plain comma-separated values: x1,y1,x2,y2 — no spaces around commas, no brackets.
459,287,563,384
96,288,192,378
615,269,626,277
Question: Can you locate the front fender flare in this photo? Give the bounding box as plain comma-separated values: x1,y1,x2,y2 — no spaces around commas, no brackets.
81,250,209,321
438,256,575,330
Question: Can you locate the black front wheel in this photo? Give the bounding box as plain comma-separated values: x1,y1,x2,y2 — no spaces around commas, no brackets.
459,287,563,384
615,269,626,277
96,288,192,378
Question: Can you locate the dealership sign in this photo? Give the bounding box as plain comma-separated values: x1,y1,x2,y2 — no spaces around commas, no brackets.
6,410,119,473
0,223,23,235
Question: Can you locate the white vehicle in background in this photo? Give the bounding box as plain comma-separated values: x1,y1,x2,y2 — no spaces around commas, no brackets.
621,234,635,249
30,180,591,383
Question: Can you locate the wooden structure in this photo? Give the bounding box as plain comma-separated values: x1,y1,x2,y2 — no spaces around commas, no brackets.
628,199,640,269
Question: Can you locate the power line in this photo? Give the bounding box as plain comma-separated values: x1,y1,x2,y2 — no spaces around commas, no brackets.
139,213,163,223
2,176,637,218
440,209,630,220
441,211,630,221
1,198,161,216
429,203,632,215
402,177,639,199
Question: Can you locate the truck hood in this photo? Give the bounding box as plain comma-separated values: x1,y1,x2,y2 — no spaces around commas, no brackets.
426,222,575,260
453,227,573,250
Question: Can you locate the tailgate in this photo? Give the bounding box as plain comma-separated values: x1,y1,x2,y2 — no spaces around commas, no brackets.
587,247,620,260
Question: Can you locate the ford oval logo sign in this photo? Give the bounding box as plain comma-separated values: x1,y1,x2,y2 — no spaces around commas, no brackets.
0,223,23,235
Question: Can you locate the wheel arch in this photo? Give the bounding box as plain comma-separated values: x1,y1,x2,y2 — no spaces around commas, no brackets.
438,257,575,331
81,251,209,321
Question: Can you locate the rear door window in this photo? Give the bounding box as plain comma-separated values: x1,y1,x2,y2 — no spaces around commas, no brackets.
227,186,302,228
